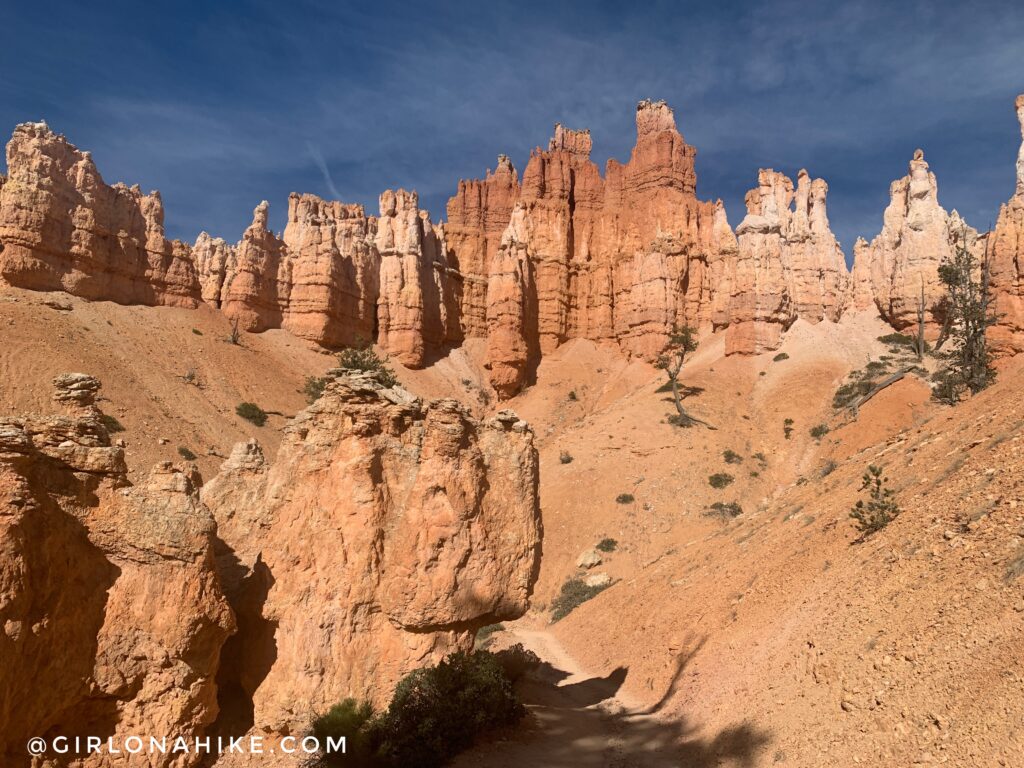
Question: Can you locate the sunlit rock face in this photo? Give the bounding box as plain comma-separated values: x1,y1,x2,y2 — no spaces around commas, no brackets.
988,94,1024,355
0,122,201,306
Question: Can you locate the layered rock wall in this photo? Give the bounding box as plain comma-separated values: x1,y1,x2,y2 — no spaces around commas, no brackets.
988,94,1024,354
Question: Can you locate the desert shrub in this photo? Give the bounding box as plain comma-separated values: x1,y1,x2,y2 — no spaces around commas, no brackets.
596,537,618,553
492,643,540,683
191,328,203,336
773,352,789,362
177,446,197,461
567,390,578,401
783,418,794,439
615,493,635,504
749,470,760,478
705,501,742,518
551,577,611,621
708,472,734,489
236,402,267,427
809,423,830,439
337,342,398,388
376,651,525,768
850,465,901,536
310,698,384,767
877,332,915,347
100,414,125,433
474,623,504,648
723,449,743,464
820,460,838,477
559,451,574,465
752,451,767,464
304,375,328,404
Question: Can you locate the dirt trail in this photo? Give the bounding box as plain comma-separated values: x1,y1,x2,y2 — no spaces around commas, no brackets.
454,622,766,768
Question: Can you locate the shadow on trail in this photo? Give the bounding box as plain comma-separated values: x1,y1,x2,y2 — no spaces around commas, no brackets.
455,635,771,768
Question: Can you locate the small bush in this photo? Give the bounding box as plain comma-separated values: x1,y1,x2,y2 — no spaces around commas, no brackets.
773,352,789,362
783,418,794,439
850,465,901,537
177,446,197,461
236,402,267,427
615,493,635,504
752,451,767,464
809,423,830,440
474,623,504,648
705,501,743,518
708,473,734,489
310,698,383,767
191,328,203,336
567,390,578,401
378,651,525,768
596,537,618,553
820,460,838,477
559,451,574,465
723,449,743,464
338,342,397,388
877,332,915,347
304,375,328,404
551,577,611,621
100,414,125,433
492,643,540,683
749,470,760,478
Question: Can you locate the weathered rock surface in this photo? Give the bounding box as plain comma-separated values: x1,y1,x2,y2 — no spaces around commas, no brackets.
988,94,1024,354
726,169,849,354
0,374,233,767
0,122,201,307
850,149,975,336
200,370,541,734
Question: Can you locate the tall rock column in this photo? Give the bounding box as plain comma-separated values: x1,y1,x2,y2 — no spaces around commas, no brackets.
219,201,291,332
988,94,1024,354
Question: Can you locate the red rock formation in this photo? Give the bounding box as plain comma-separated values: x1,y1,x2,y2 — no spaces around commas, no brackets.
0,374,233,767
200,369,541,734
218,201,290,333
988,94,1024,354
850,149,975,336
0,122,200,307
445,155,520,337
726,169,849,354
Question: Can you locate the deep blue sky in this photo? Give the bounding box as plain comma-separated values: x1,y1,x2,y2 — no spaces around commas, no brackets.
2,1,1022,262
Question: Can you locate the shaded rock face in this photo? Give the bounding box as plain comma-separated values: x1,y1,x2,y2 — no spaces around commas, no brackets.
0,375,233,768
200,370,541,734
989,94,1024,354
0,123,200,307
850,149,976,336
726,169,849,355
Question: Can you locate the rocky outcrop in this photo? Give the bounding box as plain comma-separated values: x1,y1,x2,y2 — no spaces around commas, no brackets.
0,375,233,767
850,149,974,335
988,94,1024,354
726,169,849,354
200,369,541,734
0,122,200,307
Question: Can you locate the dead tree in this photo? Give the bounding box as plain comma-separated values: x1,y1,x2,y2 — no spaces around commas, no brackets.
656,325,714,429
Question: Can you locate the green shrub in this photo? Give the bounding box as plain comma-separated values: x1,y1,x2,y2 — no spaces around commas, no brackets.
723,449,743,464
705,501,743,518
191,328,203,336
783,418,794,439
877,332,915,347
100,414,125,433
236,402,267,427
752,452,767,464
809,423,830,439
749,470,760,478
567,390,578,401
551,577,611,621
708,472,734,489
559,451,574,465
303,375,328,404
773,352,789,362
310,698,384,767
338,342,397,388
474,623,504,648
177,446,197,461
850,465,901,536
596,537,618,553
492,643,540,683
615,493,634,504
377,651,525,768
